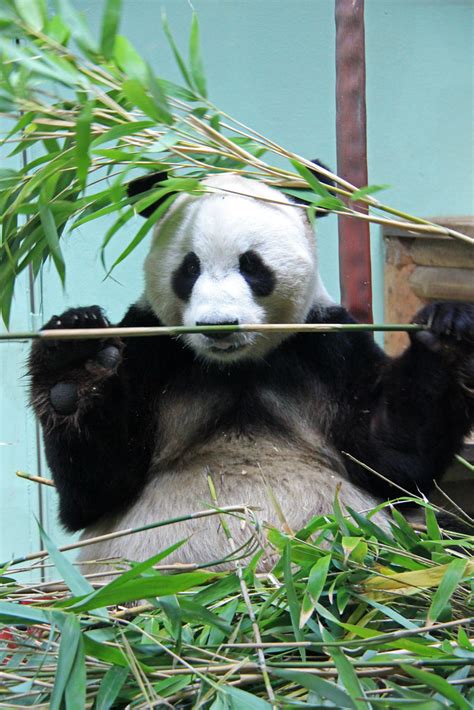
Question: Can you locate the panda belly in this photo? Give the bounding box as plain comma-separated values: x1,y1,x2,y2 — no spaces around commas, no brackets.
77,433,386,573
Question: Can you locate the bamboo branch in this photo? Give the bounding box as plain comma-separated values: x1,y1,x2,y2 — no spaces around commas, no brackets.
1,505,255,568
0,322,426,342
16,471,54,487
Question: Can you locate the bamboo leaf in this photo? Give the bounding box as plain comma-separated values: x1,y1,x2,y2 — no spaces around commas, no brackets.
14,0,46,30
64,635,86,710
122,78,169,124
281,187,344,211
100,0,122,60
390,508,420,548
341,536,368,564
38,520,94,598
108,192,179,271
75,99,93,188
50,615,81,710
218,686,272,709
427,558,467,625
189,12,207,97
299,554,331,628
290,158,332,199
147,65,173,125
82,635,128,667
99,206,135,260
0,275,15,328
52,0,98,57
350,184,390,201
283,541,306,659
38,200,66,285
401,665,471,710
0,600,62,626
347,507,393,545
91,119,155,148
162,11,193,90
322,627,370,710
271,669,356,708
69,570,217,610
364,559,473,599
155,675,194,698
113,34,147,83
95,666,128,710
76,540,188,610
179,598,233,633
46,13,70,44
425,506,442,540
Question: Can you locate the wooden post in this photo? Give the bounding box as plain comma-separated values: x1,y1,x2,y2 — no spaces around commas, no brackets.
335,0,373,323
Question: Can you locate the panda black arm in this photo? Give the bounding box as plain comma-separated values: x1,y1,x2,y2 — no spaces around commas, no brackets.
28,303,183,531
303,302,474,499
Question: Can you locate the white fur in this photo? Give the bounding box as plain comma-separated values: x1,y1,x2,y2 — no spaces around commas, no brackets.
144,174,332,363
79,434,387,572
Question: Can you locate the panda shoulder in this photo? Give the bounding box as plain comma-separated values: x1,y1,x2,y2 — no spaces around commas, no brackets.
297,303,387,375
119,300,162,328
305,304,356,326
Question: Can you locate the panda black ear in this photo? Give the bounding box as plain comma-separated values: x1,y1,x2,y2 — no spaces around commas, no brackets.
291,159,335,218
126,171,170,218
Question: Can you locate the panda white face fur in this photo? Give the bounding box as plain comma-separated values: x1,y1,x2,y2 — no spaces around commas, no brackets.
144,174,332,363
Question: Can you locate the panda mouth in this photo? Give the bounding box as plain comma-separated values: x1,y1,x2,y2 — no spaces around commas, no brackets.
209,341,247,355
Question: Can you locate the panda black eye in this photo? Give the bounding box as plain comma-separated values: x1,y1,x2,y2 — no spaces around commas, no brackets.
186,259,199,277
239,250,275,297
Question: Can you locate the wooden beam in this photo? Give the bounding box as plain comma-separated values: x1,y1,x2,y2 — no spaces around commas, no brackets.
335,0,373,323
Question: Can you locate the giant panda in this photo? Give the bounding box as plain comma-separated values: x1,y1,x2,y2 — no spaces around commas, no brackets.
29,169,474,572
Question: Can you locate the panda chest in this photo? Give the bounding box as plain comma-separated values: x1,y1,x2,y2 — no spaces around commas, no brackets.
152,375,338,470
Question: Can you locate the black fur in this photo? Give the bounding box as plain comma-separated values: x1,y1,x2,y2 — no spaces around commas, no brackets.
126,171,169,218
126,159,335,219
289,158,335,217
239,250,276,297
172,251,201,301
29,301,474,532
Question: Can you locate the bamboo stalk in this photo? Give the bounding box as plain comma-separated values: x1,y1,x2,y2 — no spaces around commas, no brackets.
0,322,426,342
0,505,254,568
220,616,474,648
16,471,54,487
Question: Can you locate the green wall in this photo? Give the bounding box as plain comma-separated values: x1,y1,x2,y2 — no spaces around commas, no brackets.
1,0,472,564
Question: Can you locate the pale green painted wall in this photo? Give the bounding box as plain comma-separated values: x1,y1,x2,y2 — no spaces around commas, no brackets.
1,1,472,563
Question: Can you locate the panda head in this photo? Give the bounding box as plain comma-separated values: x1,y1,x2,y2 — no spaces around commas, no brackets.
128,170,333,364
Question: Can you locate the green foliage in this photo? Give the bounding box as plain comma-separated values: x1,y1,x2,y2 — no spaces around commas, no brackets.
0,0,457,328
1,502,473,707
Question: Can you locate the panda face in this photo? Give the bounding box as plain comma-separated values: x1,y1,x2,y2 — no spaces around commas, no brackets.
144,174,331,363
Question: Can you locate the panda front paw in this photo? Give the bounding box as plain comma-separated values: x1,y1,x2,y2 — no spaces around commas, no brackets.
29,306,123,417
412,302,474,351
39,306,121,369
411,302,474,387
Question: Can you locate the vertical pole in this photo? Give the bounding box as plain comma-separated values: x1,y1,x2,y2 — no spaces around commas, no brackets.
335,0,373,323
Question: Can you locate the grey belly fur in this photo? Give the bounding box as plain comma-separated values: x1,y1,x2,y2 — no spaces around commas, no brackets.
77,434,386,574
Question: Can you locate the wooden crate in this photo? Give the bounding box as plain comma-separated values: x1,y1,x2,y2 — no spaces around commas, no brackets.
383,217,474,514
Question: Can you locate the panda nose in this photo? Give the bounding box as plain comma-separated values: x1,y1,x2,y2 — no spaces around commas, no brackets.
196,320,239,340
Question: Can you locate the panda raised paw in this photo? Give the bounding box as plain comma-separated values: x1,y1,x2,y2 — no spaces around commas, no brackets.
411,301,474,357
29,306,123,416
37,306,122,371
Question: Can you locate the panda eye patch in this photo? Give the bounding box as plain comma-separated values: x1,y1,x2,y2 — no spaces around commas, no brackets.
239,250,275,297
172,251,201,301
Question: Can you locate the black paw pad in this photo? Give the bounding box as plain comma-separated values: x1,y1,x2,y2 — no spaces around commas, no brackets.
96,345,121,369
50,383,78,415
